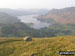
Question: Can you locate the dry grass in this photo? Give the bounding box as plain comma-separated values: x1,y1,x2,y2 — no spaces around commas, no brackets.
0,36,75,56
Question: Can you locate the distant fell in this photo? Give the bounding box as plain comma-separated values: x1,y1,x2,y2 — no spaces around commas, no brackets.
37,7,75,24
0,12,20,24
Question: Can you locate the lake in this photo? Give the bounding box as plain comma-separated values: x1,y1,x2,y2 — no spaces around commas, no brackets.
18,15,50,29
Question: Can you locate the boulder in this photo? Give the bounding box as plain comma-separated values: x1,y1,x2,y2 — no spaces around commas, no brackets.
23,36,32,41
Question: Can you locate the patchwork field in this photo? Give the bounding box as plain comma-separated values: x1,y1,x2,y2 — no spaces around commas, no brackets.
0,36,75,56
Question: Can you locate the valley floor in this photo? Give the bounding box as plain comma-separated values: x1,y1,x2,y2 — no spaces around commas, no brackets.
0,36,75,56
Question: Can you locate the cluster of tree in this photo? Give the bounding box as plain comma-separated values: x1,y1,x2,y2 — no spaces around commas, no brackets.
0,24,75,38
0,22,35,37
39,24,75,37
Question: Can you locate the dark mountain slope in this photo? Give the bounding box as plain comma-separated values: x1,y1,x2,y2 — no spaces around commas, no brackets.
0,12,20,24
0,12,37,37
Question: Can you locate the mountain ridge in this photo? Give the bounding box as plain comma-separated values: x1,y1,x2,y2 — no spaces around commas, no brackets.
37,7,75,24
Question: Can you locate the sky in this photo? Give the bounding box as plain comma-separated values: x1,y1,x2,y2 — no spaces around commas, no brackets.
0,0,75,9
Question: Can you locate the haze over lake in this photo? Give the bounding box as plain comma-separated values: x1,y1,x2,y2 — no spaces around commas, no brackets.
18,15,50,29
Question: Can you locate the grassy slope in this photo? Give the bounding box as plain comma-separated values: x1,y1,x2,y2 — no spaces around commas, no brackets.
0,36,75,56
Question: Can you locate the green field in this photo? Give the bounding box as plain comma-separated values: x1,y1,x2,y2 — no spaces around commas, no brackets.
0,36,75,56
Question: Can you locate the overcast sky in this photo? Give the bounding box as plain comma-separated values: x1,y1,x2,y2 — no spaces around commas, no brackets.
0,0,75,9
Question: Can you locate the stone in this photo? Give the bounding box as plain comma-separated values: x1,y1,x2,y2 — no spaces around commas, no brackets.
24,36,32,41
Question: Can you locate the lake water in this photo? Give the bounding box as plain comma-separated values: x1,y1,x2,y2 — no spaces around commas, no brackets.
18,15,50,29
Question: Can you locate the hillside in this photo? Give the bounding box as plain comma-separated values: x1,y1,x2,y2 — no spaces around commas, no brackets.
0,12,63,37
0,9,74,37
0,12,20,24
37,7,75,24
0,12,37,37
0,36,75,56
